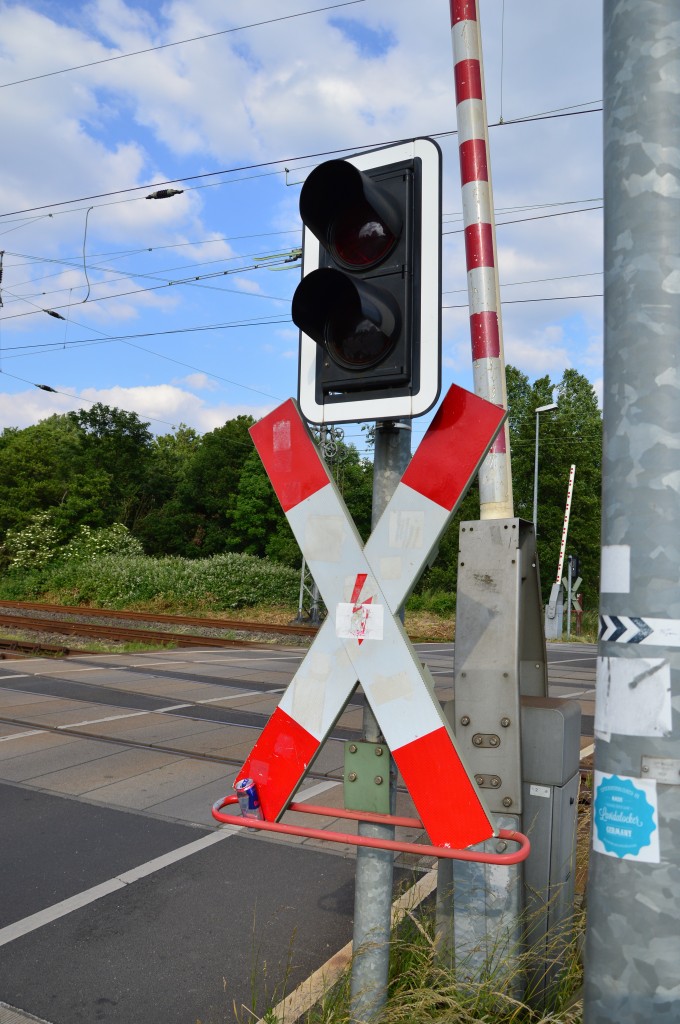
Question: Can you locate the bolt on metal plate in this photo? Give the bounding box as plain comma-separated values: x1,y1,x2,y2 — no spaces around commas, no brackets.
641,756,680,785
344,740,392,814
472,733,502,748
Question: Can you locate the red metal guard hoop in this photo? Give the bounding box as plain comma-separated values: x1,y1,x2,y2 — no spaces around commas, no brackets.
212,795,530,865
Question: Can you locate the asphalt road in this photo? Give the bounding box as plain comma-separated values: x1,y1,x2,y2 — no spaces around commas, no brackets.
0,640,596,1024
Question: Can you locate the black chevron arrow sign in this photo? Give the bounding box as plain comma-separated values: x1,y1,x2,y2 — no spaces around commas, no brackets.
599,615,663,644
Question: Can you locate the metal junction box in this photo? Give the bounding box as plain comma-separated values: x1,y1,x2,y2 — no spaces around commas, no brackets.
521,697,582,1004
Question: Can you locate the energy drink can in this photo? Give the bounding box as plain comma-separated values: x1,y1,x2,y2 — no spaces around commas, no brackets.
234,778,264,819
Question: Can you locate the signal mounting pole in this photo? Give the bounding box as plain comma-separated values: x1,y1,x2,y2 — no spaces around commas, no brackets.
292,139,443,1020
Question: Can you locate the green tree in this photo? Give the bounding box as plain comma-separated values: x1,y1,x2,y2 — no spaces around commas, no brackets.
178,416,256,555
230,448,300,566
506,366,602,606
135,424,202,555
67,404,155,529
0,415,110,540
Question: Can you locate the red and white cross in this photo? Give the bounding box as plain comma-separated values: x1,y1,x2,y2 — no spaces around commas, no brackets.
236,385,505,849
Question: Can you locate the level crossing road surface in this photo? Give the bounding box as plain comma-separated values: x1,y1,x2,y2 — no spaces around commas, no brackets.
0,641,595,1024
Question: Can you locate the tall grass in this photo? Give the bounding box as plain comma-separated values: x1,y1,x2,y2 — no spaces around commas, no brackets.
295,896,584,1024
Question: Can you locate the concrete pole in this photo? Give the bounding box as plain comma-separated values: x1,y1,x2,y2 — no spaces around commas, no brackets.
350,419,411,1022
449,0,513,520
584,3,680,1021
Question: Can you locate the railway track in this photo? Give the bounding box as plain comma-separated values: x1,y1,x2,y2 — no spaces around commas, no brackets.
0,600,317,636
0,600,317,653
0,709,353,783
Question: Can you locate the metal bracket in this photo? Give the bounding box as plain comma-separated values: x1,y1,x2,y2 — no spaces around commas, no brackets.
344,741,392,814
475,773,503,790
211,795,531,864
472,733,501,748
641,756,680,784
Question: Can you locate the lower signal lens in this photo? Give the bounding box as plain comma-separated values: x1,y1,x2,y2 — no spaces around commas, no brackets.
327,319,393,369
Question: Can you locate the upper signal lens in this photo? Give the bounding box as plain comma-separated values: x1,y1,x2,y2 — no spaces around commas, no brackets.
330,201,396,269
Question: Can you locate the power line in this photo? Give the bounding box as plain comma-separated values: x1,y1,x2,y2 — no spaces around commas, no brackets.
0,315,292,356
1,202,601,323
0,1,367,90
443,271,601,296
0,106,601,221
443,293,602,310
2,245,298,306
443,204,602,236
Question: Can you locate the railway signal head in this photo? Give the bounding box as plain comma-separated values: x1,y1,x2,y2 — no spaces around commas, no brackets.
294,139,442,424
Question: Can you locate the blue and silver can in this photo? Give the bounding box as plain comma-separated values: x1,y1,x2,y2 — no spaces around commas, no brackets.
234,778,264,819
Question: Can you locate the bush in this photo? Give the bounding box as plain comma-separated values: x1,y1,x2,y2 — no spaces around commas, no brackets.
1,511,61,570
62,523,144,561
0,551,300,611
407,590,456,617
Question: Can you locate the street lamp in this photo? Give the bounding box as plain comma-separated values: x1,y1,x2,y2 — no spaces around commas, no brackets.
533,403,558,531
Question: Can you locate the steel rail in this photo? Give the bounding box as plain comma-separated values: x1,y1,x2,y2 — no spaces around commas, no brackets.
0,600,317,637
0,711,353,781
0,613,297,650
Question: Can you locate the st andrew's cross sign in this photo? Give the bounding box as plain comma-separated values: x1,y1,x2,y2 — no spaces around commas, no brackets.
236,385,505,849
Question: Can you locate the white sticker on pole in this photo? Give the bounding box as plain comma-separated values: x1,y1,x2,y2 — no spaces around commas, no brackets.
595,656,672,741
600,545,631,594
592,771,660,863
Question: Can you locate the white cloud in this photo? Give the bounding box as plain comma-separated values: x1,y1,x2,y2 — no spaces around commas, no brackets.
0,383,273,433
0,0,604,429
177,372,218,391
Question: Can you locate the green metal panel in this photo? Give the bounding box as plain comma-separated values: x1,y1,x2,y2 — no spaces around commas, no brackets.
344,741,392,815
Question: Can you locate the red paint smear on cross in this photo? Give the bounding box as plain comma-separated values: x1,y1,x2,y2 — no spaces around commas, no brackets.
350,572,372,645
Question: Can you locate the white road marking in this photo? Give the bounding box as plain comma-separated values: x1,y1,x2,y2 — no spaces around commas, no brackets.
0,730,45,743
0,830,237,948
0,778,341,948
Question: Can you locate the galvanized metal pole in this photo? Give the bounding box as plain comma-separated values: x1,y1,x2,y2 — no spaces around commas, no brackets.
450,0,513,520
584,3,680,1021
350,419,410,1022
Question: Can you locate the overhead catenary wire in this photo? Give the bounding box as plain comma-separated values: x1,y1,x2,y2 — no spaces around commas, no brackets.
0,200,602,325
0,105,602,222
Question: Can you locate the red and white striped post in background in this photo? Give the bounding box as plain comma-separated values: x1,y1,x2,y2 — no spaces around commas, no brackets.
555,464,576,586
450,0,513,520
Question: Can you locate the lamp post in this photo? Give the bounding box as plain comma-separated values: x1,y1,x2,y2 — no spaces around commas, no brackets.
533,403,558,532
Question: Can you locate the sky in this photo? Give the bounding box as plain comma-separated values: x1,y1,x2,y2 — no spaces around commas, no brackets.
0,0,603,450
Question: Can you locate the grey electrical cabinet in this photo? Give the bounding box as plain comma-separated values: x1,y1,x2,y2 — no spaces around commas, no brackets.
521,696,582,1004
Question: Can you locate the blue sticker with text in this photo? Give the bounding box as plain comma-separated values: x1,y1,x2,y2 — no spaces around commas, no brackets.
594,774,657,859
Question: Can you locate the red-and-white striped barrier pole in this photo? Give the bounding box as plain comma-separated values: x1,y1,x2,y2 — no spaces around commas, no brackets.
450,0,513,520
555,464,576,584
